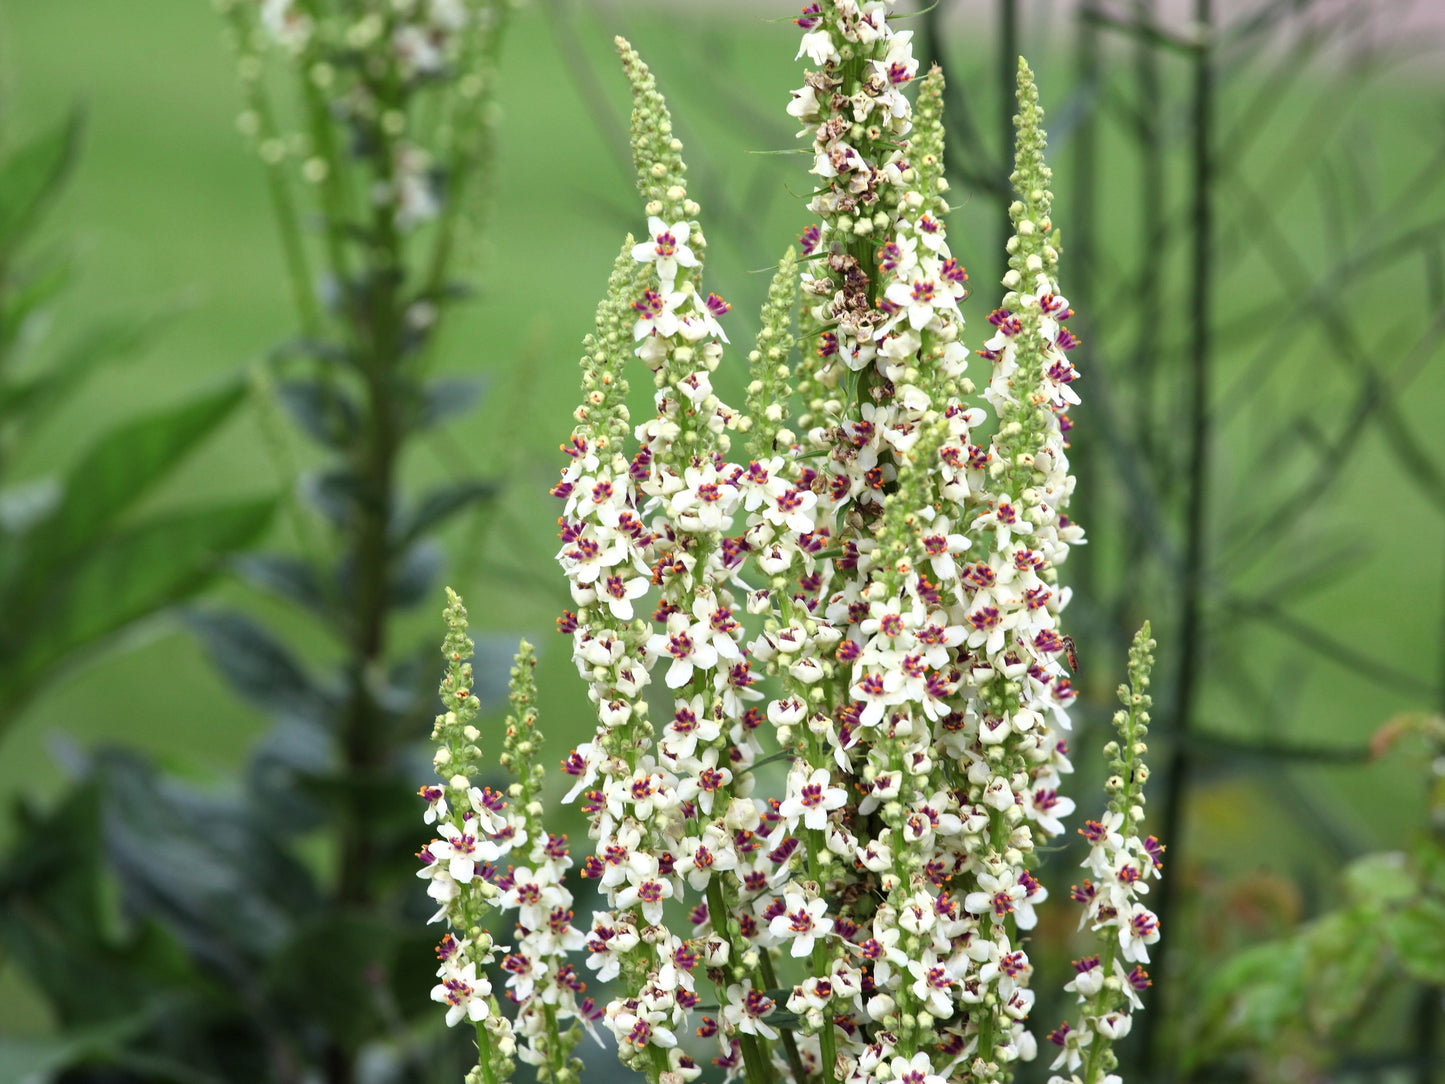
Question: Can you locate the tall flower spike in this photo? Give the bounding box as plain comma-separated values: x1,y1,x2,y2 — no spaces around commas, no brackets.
420,589,516,1084
497,639,591,1082
1051,624,1161,1084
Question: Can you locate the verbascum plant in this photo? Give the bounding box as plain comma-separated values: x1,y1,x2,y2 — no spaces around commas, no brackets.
421,4,1163,1083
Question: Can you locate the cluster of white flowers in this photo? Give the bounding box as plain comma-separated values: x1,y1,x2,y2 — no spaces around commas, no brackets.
423,6,1160,1084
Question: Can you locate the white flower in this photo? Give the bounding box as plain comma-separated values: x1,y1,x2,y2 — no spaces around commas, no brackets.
916,514,971,580
596,570,649,620
432,960,490,1027
430,818,500,883
796,28,837,66
769,893,833,957
614,858,674,926
907,956,958,1020
778,766,848,831
890,1052,946,1084
260,0,311,49
1118,903,1161,963
633,286,688,340
723,984,779,1041
646,611,720,688
631,217,699,289
884,269,956,331
787,83,821,121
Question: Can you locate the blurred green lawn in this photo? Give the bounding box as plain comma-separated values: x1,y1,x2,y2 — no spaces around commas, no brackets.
2,0,1442,1040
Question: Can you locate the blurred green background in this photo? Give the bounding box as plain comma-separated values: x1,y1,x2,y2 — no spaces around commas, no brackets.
2,0,1443,1075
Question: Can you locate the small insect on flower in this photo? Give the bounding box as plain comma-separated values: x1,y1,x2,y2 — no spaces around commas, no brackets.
1062,634,1079,675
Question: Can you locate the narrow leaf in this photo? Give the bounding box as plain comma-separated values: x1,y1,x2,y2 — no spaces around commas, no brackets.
0,498,277,729
390,478,497,549
182,609,334,724
0,107,84,255
14,378,247,589
229,552,328,615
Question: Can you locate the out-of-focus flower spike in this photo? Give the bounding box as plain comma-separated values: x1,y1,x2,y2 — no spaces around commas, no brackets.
746,247,800,460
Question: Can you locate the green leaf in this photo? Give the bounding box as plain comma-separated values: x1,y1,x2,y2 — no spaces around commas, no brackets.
302,467,378,527
183,608,334,724
0,786,194,1028
415,375,487,431
389,539,443,609
0,1015,152,1084
276,377,361,450
245,717,333,835
0,313,164,435
98,750,320,976
230,552,328,615
1385,895,1445,986
0,249,75,360
263,914,399,1047
0,497,276,728
5,378,248,605
390,478,497,550
1342,851,1415,906
1303,906,1389,1035
0,108,83,257
1185,937,1307,1070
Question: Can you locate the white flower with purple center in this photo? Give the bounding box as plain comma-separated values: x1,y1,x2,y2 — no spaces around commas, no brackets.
884,267,957,331
678,825,739,891
430,817,500,883
850,667,904,727
431,959,491,1027
633,286,687,341
661,695,720,761
778,766,847,831
614,858,674,926
768,892,833,958
646,611,720,688
687,291,731,343
890,1052,946,1084
596,570,649,620
1118,902,1161,963
906,954,958,1020
762,482,819,535
669,463,740,533
916,513,970,580
631,217,699,289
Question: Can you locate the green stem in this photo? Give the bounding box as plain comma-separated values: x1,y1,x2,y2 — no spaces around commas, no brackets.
757,952,807,1084
707,879,772,1084
474,1019,499,1084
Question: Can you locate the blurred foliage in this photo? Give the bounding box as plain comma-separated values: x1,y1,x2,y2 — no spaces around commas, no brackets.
1182,714,1445,1081
3,0,526,1079
0,107,274,732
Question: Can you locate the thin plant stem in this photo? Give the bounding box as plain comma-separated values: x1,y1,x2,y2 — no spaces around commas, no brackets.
1071,0,1101,602
1141,0,1213,1074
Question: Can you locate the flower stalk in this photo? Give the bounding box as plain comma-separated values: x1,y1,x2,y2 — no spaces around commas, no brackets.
423,5,1162,1082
